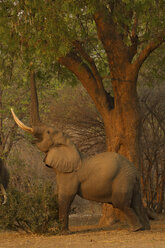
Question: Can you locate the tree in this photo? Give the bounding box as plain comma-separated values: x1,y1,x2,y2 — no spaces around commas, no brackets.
1,0,164,224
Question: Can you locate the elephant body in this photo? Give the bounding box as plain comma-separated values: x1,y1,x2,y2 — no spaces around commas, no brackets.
0,158,9,204
77,152,137,204
11,109,150,232
45,145,149,231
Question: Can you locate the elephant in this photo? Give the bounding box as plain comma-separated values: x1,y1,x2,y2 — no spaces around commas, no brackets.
11,108,150,232
0,158,9,204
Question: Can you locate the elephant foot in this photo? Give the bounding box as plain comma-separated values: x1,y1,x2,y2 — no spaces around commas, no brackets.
131,221,150,232
130,223,143,232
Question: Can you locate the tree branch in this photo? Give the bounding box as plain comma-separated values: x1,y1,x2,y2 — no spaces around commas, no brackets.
73,40,103,89
59,52,114,113
94,6,130,70
59,51,98,93
133,30,165,71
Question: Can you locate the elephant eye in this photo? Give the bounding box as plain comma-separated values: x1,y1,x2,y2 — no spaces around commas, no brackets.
47,130,50,134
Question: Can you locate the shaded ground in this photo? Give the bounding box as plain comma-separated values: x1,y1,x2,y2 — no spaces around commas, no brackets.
0,214,165,248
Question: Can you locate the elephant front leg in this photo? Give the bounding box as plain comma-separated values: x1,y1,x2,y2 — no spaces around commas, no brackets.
58,194,75,232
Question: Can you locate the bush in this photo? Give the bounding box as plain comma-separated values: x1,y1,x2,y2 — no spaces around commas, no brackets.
0,184,59,234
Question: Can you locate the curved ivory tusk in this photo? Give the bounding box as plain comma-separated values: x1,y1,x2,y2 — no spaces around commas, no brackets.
11,108,33,133
0,184,7,205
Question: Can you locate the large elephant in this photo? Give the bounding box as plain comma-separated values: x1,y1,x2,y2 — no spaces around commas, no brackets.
0,158,9,204
11,108,150,232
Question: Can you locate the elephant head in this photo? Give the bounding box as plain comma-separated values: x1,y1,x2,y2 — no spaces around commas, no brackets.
11,108,81,173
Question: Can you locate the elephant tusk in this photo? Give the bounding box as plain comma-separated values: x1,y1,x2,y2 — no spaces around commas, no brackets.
11,108,33,133
0,184,7,205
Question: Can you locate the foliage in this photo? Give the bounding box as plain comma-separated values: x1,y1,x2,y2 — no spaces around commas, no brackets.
1,0,164,59
138,45,165,87
0,184,59,234
0,0,163,89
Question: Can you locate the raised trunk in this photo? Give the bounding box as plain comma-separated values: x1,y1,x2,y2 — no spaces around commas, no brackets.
30,70,41,126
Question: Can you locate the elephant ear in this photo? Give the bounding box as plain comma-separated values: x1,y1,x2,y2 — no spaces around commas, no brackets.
44,140,81,173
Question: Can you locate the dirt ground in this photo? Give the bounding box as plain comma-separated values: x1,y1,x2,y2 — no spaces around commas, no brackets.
0,214,165,248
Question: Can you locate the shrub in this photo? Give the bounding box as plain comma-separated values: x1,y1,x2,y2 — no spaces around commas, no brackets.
0,184,59,234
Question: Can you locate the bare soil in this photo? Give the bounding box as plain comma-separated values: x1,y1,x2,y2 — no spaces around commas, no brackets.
0,214,165,248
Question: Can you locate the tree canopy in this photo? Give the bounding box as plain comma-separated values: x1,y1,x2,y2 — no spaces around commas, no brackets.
0,0,164,74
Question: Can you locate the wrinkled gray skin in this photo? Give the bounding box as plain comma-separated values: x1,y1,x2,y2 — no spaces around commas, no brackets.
0,158,9,204
11,110,150,231
31,126,150,231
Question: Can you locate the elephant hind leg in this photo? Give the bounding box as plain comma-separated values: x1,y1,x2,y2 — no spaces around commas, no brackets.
112,193,142,231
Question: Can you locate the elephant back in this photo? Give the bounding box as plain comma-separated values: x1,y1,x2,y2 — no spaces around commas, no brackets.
79,152,139,187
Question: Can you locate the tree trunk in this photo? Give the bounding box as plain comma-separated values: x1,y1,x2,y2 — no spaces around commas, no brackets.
99,72,142,226
105,79,141,167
